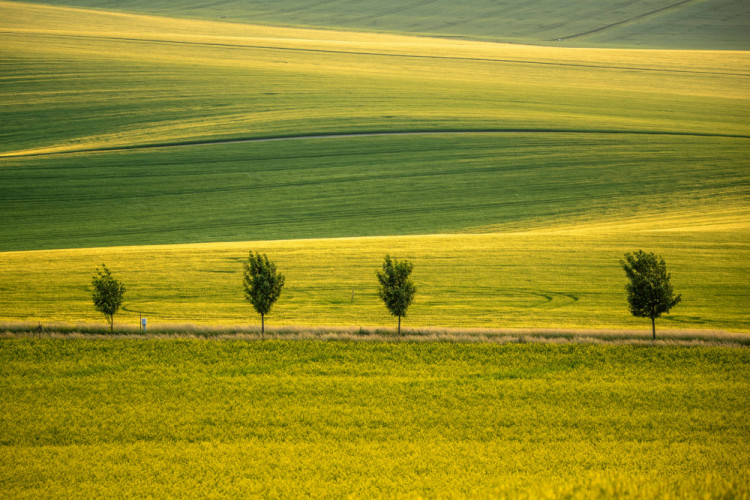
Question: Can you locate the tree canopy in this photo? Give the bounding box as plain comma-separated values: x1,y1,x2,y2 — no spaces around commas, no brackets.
376,255,416,334
243,252,285,334
621,250,681,339
91,264,126,333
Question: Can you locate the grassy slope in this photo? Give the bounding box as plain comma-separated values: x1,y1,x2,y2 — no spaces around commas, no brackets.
1,6,748,498
1,2,748,250
0,2,748,330
2,230,748,331
3,2,747,158
1,339,748,498
15,0,750,49
2,134,748,251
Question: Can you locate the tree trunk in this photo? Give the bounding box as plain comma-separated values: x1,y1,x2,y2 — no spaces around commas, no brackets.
651,316,656,340
109,316,113,334
261,313,265,336
398,316,401,335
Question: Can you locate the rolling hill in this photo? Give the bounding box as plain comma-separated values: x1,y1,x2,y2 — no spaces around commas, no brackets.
0,1,748,331
14,0,750,49
2,230,748,331
1,1,748,250
2,4,749,497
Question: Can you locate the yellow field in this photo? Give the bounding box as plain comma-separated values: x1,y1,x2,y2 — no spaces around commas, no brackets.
2,218,747,332
2,3,749,498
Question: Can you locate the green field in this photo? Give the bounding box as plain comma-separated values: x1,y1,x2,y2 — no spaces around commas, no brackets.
14,0,750,49
1,1,748,250
2,0,748,160
1,339,748,498
2,134,748,251
1,1,748,333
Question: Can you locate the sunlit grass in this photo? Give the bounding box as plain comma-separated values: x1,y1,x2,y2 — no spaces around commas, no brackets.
0,2,747,332
1,339,748,498
1,3,748,497
1,133,748,251
1,2,748,256
12,0,750,49
1,1,748,158
1,228,747,332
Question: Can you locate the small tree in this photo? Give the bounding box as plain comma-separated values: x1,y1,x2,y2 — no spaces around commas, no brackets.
376,255,416,334
621,250,681,340
91,264,126,333
243,252,285,335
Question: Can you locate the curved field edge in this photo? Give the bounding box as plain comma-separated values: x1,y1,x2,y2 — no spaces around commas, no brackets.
4,129,750,159
1,230,748,331
1,339,748,498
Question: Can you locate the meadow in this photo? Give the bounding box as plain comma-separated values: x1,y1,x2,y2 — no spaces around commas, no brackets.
2,0,749,161
3,4,748,158
0,1,748,332
2,134,748,251
1,339,748,498
14,0,750,49
2,230,748,332
1,1,749,250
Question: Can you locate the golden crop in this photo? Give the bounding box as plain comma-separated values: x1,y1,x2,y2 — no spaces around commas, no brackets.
1,227,747,332
1,339,747,498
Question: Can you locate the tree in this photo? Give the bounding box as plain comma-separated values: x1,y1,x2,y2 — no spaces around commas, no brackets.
91,264,126,333
621,250,681,340
376,255,416,334
243,252,285,335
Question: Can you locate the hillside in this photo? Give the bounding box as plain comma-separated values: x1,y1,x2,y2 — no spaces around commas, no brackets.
0,1,748,331
2,3,749,498
2,230,748,331
1,1,748,251
15,0,750,49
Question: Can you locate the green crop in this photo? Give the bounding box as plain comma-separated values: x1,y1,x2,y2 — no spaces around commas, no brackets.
0,2,748,333
2,3,749,498
1,134,748,251
1,2,748,251
2,2,749,251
